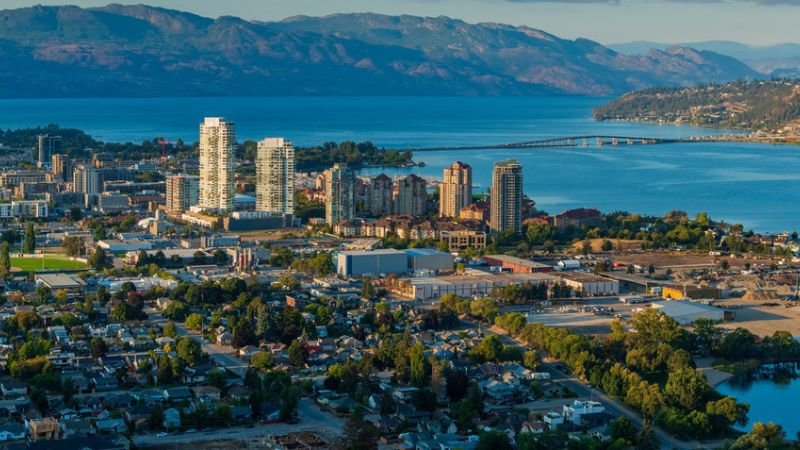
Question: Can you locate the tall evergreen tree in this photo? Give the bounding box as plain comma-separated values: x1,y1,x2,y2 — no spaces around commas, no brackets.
23,222,35,254
0,241,10,279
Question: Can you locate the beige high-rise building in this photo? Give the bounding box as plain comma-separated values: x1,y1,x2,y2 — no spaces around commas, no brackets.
394,174,427,216
198,117,235,212
256,138,295,215
166,174,199,214
72,165,102,195
439,161,472,218
51,154,72,182
490,159,523,233
368,174,393,217
325,163,355,225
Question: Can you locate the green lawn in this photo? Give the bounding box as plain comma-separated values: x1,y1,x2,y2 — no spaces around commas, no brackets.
10,256,87,271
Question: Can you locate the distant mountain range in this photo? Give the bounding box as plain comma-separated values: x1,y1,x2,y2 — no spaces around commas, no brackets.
610,41,800,78
0,4,764,97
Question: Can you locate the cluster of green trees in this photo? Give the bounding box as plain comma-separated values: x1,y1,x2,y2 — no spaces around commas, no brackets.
495,309,754,440
510,210,791,256
295,141,412,170
439,295,499,325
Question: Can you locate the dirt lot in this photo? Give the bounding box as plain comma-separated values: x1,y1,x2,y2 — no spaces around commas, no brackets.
237,229,304,242
607,251,778,270
571,239,645,252
716,299,800,336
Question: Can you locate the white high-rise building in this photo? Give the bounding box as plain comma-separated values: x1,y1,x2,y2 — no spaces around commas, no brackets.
198,117,235,212
256,138,295,215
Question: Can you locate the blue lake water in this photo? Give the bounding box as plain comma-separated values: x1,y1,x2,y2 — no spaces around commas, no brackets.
0,96,798,232
717,376,800,437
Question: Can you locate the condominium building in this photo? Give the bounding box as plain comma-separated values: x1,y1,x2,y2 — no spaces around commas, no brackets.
490,159,523,233
256,138,295,214
51,154,72,182
368,174,393,217
166,174,199,214
198,117,235,212
394,174,428,217
72,165,102,195
439,161,472,218
325,163,355,225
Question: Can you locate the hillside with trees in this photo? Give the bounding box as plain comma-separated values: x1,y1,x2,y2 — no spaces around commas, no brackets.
594,80,800,132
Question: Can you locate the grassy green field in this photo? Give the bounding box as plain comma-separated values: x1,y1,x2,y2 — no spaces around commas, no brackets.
10,256,87,271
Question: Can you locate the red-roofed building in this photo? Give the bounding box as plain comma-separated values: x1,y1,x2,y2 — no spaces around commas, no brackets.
554,208,602,231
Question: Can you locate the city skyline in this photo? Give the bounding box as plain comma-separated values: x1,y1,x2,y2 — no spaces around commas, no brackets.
1,0,798,45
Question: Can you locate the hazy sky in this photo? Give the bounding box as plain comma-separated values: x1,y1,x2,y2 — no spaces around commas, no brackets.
3,0,799,45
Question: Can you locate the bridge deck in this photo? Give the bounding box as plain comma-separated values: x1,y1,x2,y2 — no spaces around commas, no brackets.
404,135,721,152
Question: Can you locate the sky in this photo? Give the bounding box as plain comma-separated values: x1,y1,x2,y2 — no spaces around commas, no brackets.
2,0,799,45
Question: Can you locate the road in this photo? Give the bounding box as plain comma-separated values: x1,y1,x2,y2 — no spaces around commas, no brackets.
471,320,728,450
133,399,344,447
145,306,248,378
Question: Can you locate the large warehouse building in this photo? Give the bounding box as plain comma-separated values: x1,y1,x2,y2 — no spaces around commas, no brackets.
336,249,408,278
483,255,553,273
336,248,454,278
650,301,726,325
405,248,454,274
558,272,619,296
389,271,555,301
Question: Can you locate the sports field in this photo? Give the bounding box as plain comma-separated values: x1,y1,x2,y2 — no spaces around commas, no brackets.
10,256,87,271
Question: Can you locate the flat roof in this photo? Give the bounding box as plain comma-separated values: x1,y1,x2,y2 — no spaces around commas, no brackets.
484,255,551,268
652,301,723,316
339,249,406,257
36,273,84,289
557,272,616,283
404,248,450,257
407,271,555,287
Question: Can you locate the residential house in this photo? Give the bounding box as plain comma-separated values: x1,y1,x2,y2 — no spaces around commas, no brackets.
0,380,28,398
0,422,25,441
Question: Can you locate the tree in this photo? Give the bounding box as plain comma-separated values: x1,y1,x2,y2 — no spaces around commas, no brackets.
638,419,660,450
730,422,787,450
0,241,10,279
609,416,638,445
63,236,85,257
339,406,377,450
251,351,275,371
468,335,503,363
288,339,308,368
35,285,51,303
162,321,177,338
523,350,540,370
23,222,36,254
185,313,204,331
602,239,614,252
476,430,513,450
664,367,710,410
446,370,469,402
361,276,376,300
90,337,108,358
231,319,256,349
176,337,201,367
409,342,429,387
88,248,111,270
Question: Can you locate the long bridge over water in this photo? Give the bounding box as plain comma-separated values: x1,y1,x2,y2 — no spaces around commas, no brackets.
405,134,732,152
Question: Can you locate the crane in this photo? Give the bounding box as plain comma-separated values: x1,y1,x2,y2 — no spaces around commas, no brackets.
158,138,171,162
